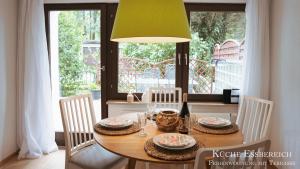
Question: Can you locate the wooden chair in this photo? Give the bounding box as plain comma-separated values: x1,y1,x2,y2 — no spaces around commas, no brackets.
148,87,182,110
236,96,274,144
194,138,271,169
59,94,128,169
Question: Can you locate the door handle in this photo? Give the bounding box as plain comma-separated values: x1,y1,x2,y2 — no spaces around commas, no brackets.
178,53,181,65
100,66,105,72
185,53,188,65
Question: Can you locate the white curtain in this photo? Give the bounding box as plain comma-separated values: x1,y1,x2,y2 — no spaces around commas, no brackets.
17,0,58,159
242,0,270,99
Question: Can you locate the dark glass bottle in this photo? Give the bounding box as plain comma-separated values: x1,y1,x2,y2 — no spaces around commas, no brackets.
178,93,190,134
180,93,190,118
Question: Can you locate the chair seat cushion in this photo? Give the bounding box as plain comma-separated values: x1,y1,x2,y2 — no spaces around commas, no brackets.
70,144,125,169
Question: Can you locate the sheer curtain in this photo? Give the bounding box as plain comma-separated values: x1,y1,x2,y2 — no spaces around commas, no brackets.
242,0,271,98
17,0,57,159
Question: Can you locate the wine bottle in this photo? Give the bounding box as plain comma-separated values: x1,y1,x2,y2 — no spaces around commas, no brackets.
178,93,190,134
180,93,190,118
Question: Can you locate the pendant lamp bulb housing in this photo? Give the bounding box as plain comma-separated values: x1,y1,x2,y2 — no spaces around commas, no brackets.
111,0,191,43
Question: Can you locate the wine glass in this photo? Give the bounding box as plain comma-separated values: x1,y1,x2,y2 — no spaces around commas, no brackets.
147,102,156,124
189,113,198,134
137,112,147,137
184,115,191,133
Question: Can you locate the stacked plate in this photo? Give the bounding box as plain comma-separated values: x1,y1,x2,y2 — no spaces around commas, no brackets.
98,118,133,129
153,133,196,150
198,117,231,128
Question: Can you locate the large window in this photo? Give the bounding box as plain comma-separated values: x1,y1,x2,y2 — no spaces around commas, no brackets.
111,4,246,101
46,3,246,107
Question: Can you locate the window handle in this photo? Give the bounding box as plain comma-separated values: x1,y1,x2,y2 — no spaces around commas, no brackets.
100,65,105,72
185,53,188,65
178,53,181,65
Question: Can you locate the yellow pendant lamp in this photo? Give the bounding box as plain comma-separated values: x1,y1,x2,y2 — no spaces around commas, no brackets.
111,0,191,43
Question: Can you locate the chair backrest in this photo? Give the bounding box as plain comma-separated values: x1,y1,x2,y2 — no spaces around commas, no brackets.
148,87,182,110
59,94,96,158
236,96,274,144
194,138,271,169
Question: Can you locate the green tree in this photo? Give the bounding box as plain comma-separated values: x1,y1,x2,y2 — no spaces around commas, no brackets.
122,43,175,63
75,11,101,40
189,33,210,61
122,12,245,63
121,43,176,76
225,13,245,40
59,11,85,96
190,12,245,61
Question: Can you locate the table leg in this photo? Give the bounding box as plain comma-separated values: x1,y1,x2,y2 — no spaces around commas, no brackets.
126,158,136,169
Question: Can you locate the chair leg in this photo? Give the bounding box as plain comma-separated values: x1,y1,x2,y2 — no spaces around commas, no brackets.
183,164,188,169
146,162,150,169
126,158,136,169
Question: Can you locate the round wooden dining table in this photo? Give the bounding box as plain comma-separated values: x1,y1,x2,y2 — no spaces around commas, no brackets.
94,113,244,169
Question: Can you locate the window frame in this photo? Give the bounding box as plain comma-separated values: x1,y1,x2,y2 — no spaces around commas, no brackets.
45,3,246,107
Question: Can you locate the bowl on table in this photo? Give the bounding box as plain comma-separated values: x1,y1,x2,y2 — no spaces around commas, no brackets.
155,109,179,132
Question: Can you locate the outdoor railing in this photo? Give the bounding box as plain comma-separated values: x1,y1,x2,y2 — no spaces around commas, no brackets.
118,57,176,93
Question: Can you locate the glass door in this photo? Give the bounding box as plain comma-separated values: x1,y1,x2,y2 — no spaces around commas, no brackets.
47,8,104,132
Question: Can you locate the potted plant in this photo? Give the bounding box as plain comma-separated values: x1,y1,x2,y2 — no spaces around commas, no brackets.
90,83,101,100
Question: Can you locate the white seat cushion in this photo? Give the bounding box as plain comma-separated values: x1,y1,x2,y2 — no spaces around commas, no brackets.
70,144,126,169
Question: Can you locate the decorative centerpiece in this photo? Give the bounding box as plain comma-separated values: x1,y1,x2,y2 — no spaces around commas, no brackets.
155,109,179,132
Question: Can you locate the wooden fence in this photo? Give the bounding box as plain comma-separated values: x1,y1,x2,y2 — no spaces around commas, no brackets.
80,39,245,94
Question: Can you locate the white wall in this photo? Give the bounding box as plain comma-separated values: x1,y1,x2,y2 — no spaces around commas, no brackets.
0,0,18,161
270,0,300,168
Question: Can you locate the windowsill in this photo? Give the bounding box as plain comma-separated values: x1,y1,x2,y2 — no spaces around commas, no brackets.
107,100,239,116
106,100,238,106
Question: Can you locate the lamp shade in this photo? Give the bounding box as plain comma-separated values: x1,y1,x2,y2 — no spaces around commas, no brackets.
111,0,191,43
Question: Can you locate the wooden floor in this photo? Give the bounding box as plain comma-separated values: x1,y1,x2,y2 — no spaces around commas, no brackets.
0,150,277,169
0,150,65,169
0,150,188,169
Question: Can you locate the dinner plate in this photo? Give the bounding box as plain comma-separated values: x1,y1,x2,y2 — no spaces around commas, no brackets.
153,133,196,150
99,118,133,129
198,117,231,128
